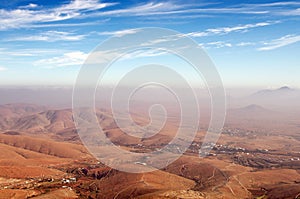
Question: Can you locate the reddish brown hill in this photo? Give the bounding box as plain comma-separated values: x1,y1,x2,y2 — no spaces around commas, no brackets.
75,168,195,199
0,134,90,159
11,109,74,134
0,133,92,180
0,103,46,118
0,103,47,132
163,156,228,192
1,107,118,142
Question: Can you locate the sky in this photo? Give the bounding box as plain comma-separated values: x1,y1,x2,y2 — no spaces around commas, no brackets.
0,0,300,88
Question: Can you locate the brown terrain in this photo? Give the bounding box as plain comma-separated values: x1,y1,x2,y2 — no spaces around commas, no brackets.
0,103,299,199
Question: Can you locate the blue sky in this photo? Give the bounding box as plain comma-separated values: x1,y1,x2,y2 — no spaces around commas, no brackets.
0,0,300,88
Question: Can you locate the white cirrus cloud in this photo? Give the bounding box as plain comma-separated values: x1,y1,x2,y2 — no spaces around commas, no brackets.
236,42,256,46
28,20,109,28
0,1,299,31
99,29,140,37
121,49,167,60
0,0,117,30
135,22,276,47
66,1,300,18
0,66,7,71
93,2,269,17
94,2,188,17
207,22,273,34
19,3,39,9
258,35,300,51
186,21,278,37
34,51,88,68
242,1,300,7
56,0,117,12
277,8,300,16
205,41,233,48
9,31,86,42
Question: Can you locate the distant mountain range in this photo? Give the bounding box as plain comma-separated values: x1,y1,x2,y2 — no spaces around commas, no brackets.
236,104,272,112
251,86,297,97
237,86,300,111
228,104,275,119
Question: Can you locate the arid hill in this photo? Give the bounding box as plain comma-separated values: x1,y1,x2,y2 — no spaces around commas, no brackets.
0,103,299,198
0,134,90,159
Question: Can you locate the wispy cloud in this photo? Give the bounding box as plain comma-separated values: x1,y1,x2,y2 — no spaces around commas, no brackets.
0,48,69,57
34,51,88,68
0,1,298,31
205,41,233,48
0,66,7,71
0,0,116,30
245,1,300,8
0,48,33,57
56,0,117,12
258,35,300,51
92,1,300,17
277,8,300,16
241,1,300,16
94,2,190,17
99,29,140,37
0,9,74,30
85,48,166,64
236,42,256,47
131,21,276,48
207,22,274,34
121,49,167,60
28,20,109,28
34,47,169,68
186,21,278,37
94,2,269,17
19,3,39,9
9,31,86,42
